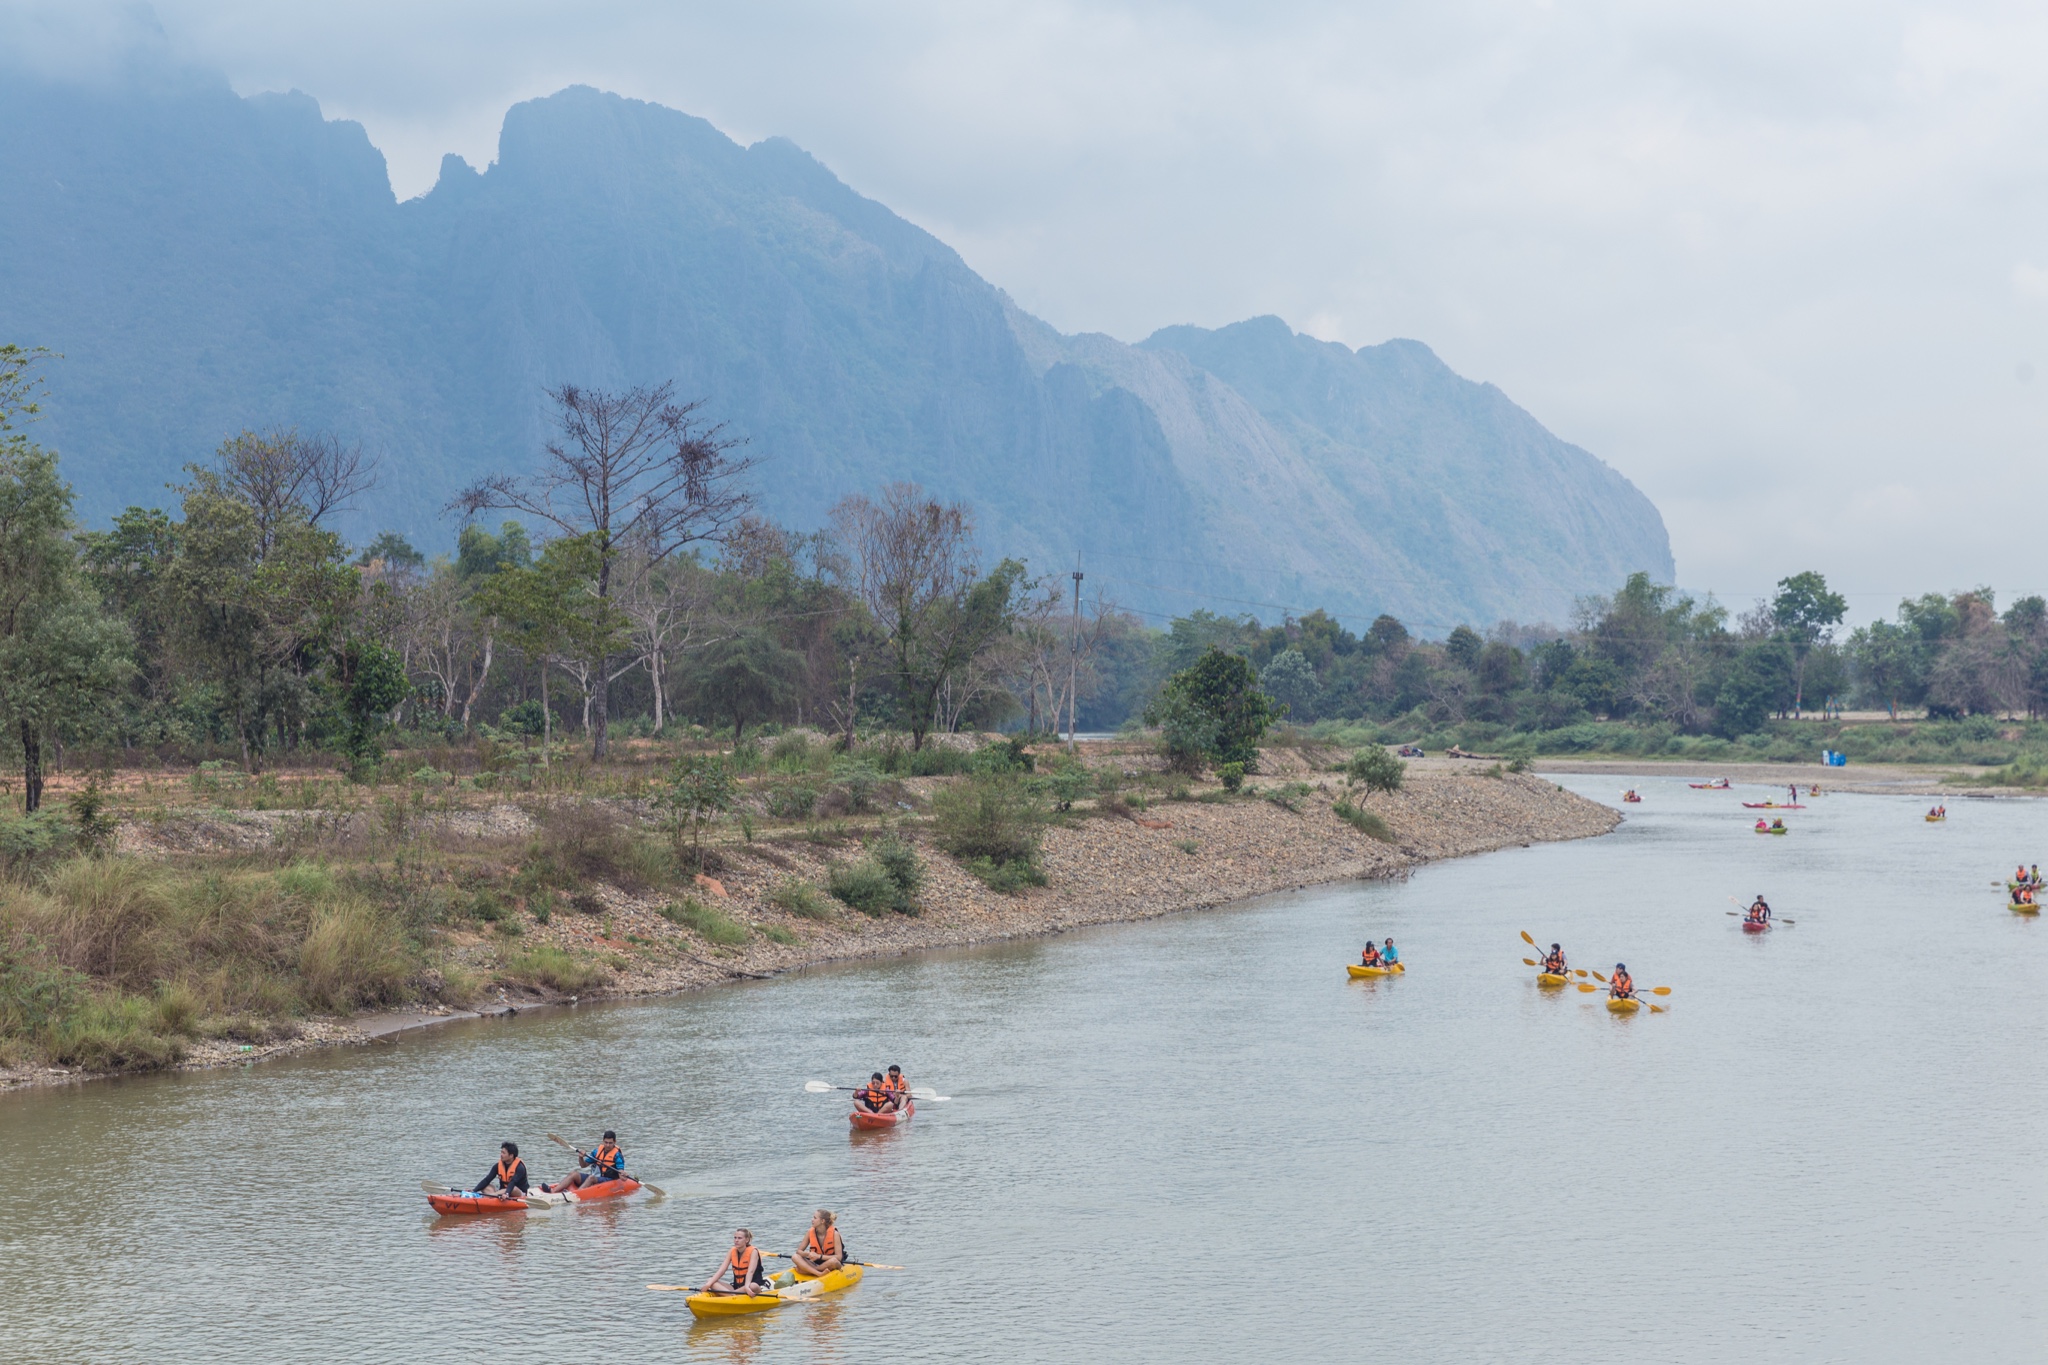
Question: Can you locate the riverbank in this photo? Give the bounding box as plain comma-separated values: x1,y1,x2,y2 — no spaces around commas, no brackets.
0,760,1615,1091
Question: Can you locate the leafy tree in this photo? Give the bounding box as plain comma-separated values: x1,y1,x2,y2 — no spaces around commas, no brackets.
658,753,738,869
1258,648,1318,719
1444,624,1483,671
1476,642,1525,697
1146,647,1281,770
470,535,626,763
0,388,131,809
1344,746,1406,795
1847,620,1920,717
356,532,424,572
337,639,409,762
683,628,804,740
1771,570,1847,716
1714,644,1793,737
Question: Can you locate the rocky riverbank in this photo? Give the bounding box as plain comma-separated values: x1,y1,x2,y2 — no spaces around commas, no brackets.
1,760,1615,1091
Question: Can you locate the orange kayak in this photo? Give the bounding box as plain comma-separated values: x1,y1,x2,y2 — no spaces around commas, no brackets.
427,1190,531,1215
849,1101,914,1130
555,1177,641,1203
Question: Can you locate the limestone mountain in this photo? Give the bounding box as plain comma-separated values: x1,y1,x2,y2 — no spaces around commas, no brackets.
0,67,1672,628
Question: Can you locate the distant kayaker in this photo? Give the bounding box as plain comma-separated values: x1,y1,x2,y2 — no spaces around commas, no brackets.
1788,784,1799,805
1609,964,1636,1000
1380,938,1400,968
2017,865,2032,887
791,1209,846,1276
2033,864,2041,886
1360,941,1382,968
701,1228,772,1297
853,1072,899,1116
477,1142,530,1198
1755,819,1768,832
1542,944,1567,976
1770,817,1785,831
543,1130,624,1193
1747,896,1771,926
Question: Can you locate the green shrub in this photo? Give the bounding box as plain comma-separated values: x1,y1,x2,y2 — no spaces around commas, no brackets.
660,896,748,945
1332,799,1396,843
0,811,75,871
1173,838,1198,855
151,981,202,1036
1344,747,1406,795
1041,759,1091,810
469,889,507,922
1217,762,1245,792
969,737,1035,774
962,855,1048,893
769,878,831,919
868,835,924,904
766,783,818,819
931,776,1046,864
500,945,611,992
758,923,798,945
828,757,883,812
66,778,118,854
298,902,410,1011
827,858,899,916
1265,781,1314,812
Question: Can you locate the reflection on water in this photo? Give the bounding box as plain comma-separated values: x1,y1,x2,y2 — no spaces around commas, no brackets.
5,776,2047,1363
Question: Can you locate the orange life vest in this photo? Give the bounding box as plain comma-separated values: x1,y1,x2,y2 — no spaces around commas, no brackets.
495,1156,520,1189
724,1245,763,1285
803,1224,842,1258
861,1083,891,1107
1612,972,1633,997
1542,951,1565,974
884,1073,908,1094
591,1141,621,1176
1362,946,1381,965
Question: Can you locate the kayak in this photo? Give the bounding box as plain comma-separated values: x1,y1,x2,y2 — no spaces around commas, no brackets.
1606,997,1641,1014
849,1100,914,1131
1742,802,1805,809
427,1190,530,1215
686,1263,866,1318
2010,902,2041,915
542,1177,641,1204
1925,815,1946,823
1688,782,1730,789
1347,962,1405,978
1741,919,1770,933
1755,827,1788,836
1536,972,1571,987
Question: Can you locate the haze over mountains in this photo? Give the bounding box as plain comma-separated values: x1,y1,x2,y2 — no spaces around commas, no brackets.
0,58,1673,631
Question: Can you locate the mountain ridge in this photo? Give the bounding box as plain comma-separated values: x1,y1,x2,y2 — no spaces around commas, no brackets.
0,72,1673,630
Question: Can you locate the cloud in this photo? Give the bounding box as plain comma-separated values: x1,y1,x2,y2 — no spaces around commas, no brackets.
21,0,2048,616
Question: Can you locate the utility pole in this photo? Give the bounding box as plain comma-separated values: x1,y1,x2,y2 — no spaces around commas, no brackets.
1068,566,1084,755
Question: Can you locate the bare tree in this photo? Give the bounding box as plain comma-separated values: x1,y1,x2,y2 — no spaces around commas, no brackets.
448,383,753,758
209,429,378,552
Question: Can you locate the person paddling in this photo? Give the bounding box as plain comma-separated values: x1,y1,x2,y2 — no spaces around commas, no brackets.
791,1209,847,1276
1746,896,1772,926
1770,817,1785,831
885,1065,910,1104
1609,964,1636,1001
701,1228,772,1296
853,1072,898,1116
1541,943,1568,977
1380,938,1400,968
477,1142,529,1198
543,1130,624,1193
1360,941,1383,968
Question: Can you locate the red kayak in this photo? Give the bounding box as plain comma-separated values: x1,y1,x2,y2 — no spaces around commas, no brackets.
849,1100,914,1130
1741,919,1770,933
1688,781,1730,789
554,1177,641,1203
427,1190,531,1215
1741,802,1805,809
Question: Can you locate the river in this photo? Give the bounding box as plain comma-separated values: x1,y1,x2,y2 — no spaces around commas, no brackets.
4,775,2043,1363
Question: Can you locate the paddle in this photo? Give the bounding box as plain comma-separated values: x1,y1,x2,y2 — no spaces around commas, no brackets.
1576,982,1666,1012
804,1081,952,1102
765,1251,905,1270
1726,896,1794,925
546,1131,666,1198
421,1180,458,1195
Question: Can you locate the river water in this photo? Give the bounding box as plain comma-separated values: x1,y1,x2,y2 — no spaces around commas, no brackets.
5,775,2044,1363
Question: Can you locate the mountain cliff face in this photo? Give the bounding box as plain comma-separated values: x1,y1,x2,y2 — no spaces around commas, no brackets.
0,70,1672,629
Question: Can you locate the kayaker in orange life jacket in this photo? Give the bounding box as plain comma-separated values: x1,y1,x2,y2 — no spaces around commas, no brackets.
885,1065,909,1102
701,1228,772,1296
853,1073,898,1115
1360,941,1382,968
791,1209,847,1276
1542,944,1567,976
542,1130,624,1193
1747,896,1771,925
477,1142,529,1197
1609,965,1635,1000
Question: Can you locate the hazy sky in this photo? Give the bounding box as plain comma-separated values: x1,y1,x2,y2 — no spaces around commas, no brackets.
21,1,2048,620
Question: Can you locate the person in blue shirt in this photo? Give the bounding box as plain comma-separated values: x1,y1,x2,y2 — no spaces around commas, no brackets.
1379,938,1399,967
542,1130,624,1193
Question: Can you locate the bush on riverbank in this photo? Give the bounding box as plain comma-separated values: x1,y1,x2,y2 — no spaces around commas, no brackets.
930,775,1048,893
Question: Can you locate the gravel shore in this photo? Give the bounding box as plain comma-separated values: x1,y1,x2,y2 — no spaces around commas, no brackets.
4,763,1615,1090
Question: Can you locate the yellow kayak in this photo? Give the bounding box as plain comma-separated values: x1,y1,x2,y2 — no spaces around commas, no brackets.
1536,972,1571,988
685,1264,865,1318
1606,997,1641,1014
1925,815,1945,823
2010,902,2040,915
1347,962,1405,978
